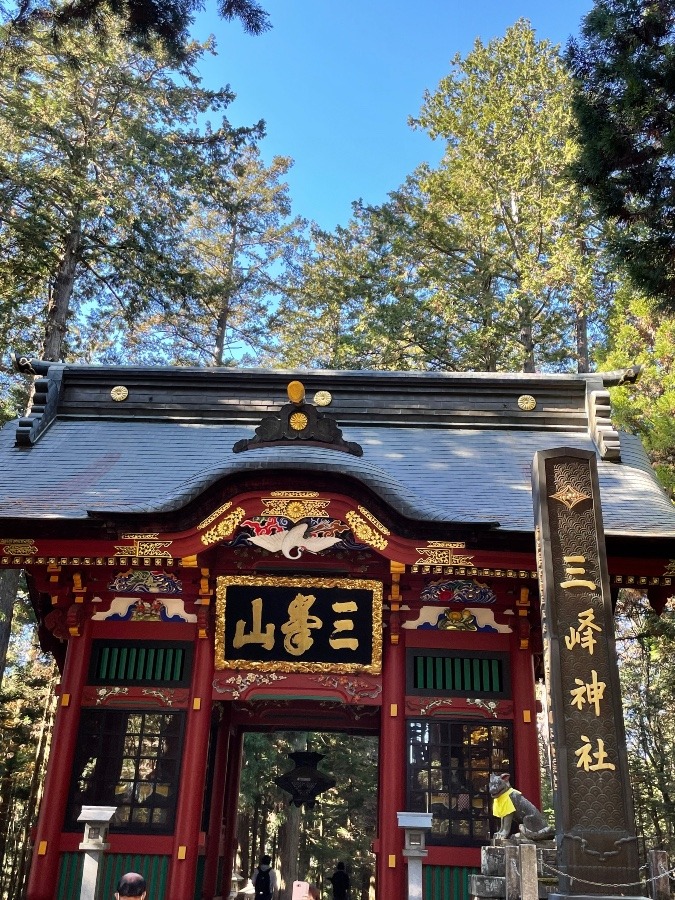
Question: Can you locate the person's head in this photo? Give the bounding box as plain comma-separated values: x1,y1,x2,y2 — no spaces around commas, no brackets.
260,855,271,867
336,863,345,872
308,884,320,900
115,872,147,899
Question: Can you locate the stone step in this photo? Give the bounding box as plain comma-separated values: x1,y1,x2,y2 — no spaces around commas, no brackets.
469,874,558,899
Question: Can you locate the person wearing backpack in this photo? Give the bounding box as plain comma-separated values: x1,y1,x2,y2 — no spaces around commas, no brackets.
253,855,278,900
328,862,350,900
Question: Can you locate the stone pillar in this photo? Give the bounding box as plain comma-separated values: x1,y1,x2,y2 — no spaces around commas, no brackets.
647,850,669,900
519,843,539,900
533,448,647,900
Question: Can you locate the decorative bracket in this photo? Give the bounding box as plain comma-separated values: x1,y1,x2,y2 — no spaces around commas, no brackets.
586,386,621,460
13,356,65,447
233,380,362,457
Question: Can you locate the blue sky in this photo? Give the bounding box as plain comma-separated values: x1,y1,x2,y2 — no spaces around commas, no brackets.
193,1,594,231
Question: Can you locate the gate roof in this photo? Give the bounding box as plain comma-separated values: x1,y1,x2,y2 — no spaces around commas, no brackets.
2,361,673,538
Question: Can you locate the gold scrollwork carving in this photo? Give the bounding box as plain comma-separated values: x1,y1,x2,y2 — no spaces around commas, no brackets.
415,543,474,566
114,539,173,558
1,539,38,555
261,497,331,520
357,506,390,536
345,512,388,550
201,508,246,546
197,502,233,530
269,491,320,498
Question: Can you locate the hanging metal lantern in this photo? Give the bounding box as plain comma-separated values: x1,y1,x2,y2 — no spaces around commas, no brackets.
274,751,336,809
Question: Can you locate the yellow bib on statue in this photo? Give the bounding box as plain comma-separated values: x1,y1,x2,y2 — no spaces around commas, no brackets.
493,788,519,818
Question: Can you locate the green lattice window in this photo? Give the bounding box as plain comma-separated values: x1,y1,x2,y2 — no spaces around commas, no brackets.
407,651,509,698
89,640,192,687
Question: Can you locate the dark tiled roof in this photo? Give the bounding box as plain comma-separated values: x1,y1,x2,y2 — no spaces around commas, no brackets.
1,362,672,535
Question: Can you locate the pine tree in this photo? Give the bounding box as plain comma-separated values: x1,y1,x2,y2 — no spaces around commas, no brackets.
567,0,675,308
0,14,257,364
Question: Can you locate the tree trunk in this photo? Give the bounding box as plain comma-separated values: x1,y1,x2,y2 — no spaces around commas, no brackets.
0,569,21,686
214,221,238,366
520,320,536,373
277,802,301,900
43,224,82,361
575,307,589,373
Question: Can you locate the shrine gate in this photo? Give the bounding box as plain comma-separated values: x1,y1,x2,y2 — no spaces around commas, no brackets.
0,360,672,900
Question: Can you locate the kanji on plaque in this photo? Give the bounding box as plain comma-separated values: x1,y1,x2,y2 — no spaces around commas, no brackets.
216,576,382,673
233,597,275,650
281,593,323,656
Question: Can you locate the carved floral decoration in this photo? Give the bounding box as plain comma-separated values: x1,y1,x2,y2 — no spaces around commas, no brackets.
421,579,496,605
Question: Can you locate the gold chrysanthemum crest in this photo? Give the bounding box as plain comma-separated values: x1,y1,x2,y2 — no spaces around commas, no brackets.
200,508,246,546
346,512,388,550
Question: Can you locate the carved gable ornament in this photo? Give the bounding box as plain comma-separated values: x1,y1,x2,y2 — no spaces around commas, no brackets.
233,380,363,457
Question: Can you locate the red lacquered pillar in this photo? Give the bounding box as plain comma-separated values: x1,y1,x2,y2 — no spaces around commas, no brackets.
220,728,244,896
167,632,214,897
201,703,232,899
511,599,541,807
376,622,406,900
26,615,93,900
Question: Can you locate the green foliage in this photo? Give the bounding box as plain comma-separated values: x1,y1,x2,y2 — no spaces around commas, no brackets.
596,284,675,495
0,14,259,367
614,591,675,853
2,0,270,58
120,143,306,366
238,732,377,898
567,0,675,308
0,588,56,900
274,21,609,374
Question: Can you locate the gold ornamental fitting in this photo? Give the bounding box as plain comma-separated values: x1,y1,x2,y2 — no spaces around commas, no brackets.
517,394,536,411
287,380,305,404
289,411,308,431
110,385,129,402
314,390,332,407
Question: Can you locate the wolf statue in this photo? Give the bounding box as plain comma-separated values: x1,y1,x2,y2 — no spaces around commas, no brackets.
489,773,555,841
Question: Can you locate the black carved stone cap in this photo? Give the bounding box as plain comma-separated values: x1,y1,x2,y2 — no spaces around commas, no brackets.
233,380,363,457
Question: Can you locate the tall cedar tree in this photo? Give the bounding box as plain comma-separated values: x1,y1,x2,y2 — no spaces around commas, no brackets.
0,15,259,364
273,22,607,374
567,1,675,308
414,20,602,373
110,143,306,366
